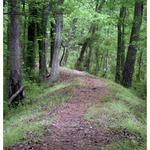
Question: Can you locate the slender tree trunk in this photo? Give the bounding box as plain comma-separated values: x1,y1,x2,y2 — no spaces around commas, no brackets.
22,1,27,65
121,0,143,87
103,49,109,77
62,18,77,65
85,45,92,71
25,3,37,76
99,54,104,72
115,21,122,82
75,38,89,70
94,51,102,75
75,0,105,70
136,50,143,81
84,23,97,71
8,0,23,103
115,6,127,83
39,3,50,82
60,43,66,66
50,0,64,82
50,21,55,67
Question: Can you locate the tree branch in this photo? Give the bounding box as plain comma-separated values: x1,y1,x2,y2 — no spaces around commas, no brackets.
9,86,24,104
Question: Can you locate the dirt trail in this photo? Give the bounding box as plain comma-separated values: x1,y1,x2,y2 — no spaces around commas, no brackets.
6,68,127,150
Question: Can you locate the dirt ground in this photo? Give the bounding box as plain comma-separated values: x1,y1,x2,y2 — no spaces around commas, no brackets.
5,68,135,150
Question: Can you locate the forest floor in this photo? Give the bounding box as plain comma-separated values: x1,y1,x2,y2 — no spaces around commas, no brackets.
4,68,146,150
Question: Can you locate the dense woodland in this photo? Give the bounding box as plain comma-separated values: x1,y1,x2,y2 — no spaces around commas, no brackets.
4,0,146,104
3,0,147,149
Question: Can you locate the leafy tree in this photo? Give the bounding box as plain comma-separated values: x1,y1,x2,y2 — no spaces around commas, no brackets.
50,0,64,82
115,6,127,83
121,0,144,87
8,0,24,103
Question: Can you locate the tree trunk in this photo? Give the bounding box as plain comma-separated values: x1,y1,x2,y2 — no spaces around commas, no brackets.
60,43,66,66
121,0,143,87
75,0,105,70
50,0,64,82
22,0,27,66
103,49,109,77
50,21,55,67
8,0,23,103
75,38,89,70
85,45,92,71
39,3,50,82
25,3,37,76
94,50,101,75
84,23,97,70
136,50,143,81
62,18,77,65
115,6,127,83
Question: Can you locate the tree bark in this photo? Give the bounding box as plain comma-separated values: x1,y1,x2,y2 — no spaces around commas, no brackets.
115,6,127,83
50,21,55,67
121,0,143,87
25,3,37,77
50,0,64,82
8,0,23,103
94,51,102,75
102,49,109,77
85,45,92,71
60,43,66,66
62,18,77,66
75,38,89,70
9,86,24,104
22,0,27,66
136,49,143,81
39,2,50,82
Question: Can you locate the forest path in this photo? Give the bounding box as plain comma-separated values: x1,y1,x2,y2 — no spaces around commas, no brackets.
6,68,128,150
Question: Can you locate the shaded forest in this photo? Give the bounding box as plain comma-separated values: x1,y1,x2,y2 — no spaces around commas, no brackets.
3,0,147,149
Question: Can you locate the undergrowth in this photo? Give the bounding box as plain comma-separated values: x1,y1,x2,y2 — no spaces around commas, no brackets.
4,79,78,147
4,75,147,149
84,80,146,150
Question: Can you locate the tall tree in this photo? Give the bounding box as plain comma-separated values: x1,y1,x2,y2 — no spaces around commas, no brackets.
115,6,127,83
136,49,143,81
75,0,105,70
8,0,24,103
84,24,97,71
62,17,77,66
50,21,55,67
121,0,144,87
50,0,64,82
25,2,37,77
22,0,27,64
38,2,50,82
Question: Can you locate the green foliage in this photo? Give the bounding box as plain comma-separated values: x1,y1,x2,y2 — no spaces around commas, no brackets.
65,51,79,69
3,0,147,148
107,139,146,150
132,80,147,100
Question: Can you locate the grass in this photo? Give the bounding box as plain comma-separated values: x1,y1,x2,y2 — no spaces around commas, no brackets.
4,75,147,149
84,80,146,150
4,79,78,147
107,139,146,150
